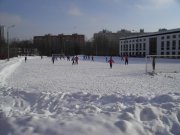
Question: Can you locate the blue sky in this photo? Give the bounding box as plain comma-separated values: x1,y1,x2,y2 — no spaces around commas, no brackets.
0,0,180,40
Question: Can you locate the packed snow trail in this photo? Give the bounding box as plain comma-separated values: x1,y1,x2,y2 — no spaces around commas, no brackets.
0,57,23,87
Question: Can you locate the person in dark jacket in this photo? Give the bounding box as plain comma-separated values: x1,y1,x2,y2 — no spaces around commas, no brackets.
25,56,27,63
52,56,55,64
72,56,75,65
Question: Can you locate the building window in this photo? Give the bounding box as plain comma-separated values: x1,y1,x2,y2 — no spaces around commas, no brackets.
161,41,164,50
139,43,142,50
166,41,170,50
179,40,180,50
172,40,176,50
161,52,164,55
178,52,180,55
132,44,134,50
166,52,170,55
143,43,146,50
129,44,131,51
161,36,164,40
144,38,146,41
167,36,170,39
143,52,145,56
172,52,176,55
136,44,138,50
173,35,176,38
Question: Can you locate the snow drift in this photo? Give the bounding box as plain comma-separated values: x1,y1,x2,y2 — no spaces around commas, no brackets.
0,87,180,135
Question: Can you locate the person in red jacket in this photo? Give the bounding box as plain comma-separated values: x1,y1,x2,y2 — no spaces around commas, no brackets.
125,54,128,65
108,57,114,68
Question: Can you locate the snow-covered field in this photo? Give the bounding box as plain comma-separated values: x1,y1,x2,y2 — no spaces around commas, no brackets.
0,56,180,135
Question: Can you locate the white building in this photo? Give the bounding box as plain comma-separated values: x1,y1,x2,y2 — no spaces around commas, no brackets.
119,28,180,57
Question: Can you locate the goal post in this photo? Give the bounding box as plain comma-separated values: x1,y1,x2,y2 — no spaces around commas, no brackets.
145,55,180,74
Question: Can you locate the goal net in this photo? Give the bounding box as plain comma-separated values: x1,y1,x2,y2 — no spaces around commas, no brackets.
145,55,180,74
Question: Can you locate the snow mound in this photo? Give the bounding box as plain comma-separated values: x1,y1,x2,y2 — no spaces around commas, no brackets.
0,87,180,135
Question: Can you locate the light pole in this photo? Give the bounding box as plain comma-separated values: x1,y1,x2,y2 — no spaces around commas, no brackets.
7,25,15,61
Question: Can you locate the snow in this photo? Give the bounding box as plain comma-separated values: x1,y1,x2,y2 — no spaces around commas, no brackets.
0,56,180,135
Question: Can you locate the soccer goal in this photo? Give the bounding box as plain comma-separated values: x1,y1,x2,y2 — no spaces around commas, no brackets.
145,55,180,74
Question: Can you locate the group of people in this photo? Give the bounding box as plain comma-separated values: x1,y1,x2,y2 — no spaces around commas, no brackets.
24,55,156,73
50,55,128,69
51,55,79,65
107,55,129,68
71,56,79,65
25,54,129,69
83,55,94,61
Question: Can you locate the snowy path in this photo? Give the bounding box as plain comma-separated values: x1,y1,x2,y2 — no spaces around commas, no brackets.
0,57,23,86
0,56,180,135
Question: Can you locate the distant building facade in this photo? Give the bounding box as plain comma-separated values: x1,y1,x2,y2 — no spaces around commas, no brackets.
34,33,85,55
119,28,180,57
93,29,145,56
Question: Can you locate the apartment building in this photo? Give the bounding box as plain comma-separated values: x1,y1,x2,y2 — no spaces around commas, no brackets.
119,28,180,57
34,33,85,55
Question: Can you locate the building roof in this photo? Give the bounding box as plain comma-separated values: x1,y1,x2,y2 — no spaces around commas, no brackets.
120,28,180,40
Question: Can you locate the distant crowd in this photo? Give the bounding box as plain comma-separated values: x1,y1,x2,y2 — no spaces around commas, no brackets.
50,54,129,69
23,54,157,72
24,54,130,69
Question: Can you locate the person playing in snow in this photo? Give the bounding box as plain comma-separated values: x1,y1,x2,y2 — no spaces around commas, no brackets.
92,56,94,61
25,56,27,63
75,56,79,64
108,56,114,69
52,56,55,64
25,56,27,62
71,56,75,65
67,55,70,61
125,54,128,65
